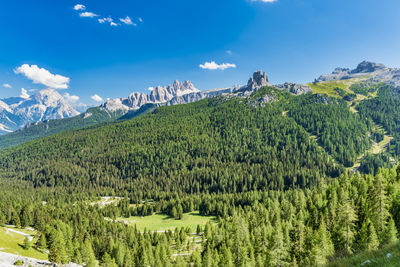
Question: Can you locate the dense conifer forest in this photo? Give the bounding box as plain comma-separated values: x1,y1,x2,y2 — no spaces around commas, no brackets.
1,85,400,266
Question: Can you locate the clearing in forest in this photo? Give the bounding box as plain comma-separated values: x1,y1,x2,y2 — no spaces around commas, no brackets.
114,212,217,232
0,226,47,260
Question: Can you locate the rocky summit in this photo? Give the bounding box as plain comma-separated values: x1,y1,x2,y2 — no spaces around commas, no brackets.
101,80,200,112
0,89,79,135
316,61,400,87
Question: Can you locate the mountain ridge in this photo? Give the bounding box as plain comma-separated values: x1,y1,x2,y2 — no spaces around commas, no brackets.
0,89,79,135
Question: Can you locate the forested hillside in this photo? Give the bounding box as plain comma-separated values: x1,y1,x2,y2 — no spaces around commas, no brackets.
1,165,399,266
0,87,377,193
0,105,158,149
1,84,400,266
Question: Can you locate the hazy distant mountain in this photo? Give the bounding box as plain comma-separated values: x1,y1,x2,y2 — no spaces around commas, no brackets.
0,89,79,135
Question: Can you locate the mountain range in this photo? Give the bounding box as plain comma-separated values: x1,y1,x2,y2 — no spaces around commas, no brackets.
0,60,399,149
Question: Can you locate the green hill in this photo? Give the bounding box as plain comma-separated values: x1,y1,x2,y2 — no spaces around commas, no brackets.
0,104,156,150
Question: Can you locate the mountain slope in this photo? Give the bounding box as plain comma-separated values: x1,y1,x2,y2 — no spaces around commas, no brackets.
0,107,126,149
0,89,79,135
1,86,380,192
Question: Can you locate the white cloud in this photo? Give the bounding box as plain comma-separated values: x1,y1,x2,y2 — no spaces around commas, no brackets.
119,16,136,26
20,88,30,99
98,17,118,26
79,12,99,18
138,17,143,23
148,87,155,91
226,50,233,55
2,83,12,88
98,17,112,23
63,93,80,103
14,64,70,89
74,4,86,11
199,61,236,70
91,94,103,102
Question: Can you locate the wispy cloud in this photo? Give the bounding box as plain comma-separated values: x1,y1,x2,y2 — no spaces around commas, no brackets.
14,64,70,89
79,12,99,18
63,93,80,103
74,5,141,28
20,88,30,99
91,94,104,102
226,50,233,55
74,4,86,11
200,61,236,70
98,17,118,26
2,83,12,88
119,16,136,26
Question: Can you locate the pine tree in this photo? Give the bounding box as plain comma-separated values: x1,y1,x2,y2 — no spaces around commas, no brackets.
369,172,389,237
269,221,290,266
81,239,97,267
366,222,379,251
337,191,358,254
23,236,31,250
37,234,47,252
102,252,118,267
190,250,202,267
311,220,334,264
48,230,67,265
383,217,398,245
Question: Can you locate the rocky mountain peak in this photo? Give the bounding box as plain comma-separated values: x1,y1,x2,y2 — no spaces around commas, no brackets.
247,71,269,90
351,61,388,74
316,61,393,82
102,80,200,112
33,89,65,107
0,89,80,135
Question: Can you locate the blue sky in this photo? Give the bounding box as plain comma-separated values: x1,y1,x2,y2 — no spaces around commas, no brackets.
1,0,400,106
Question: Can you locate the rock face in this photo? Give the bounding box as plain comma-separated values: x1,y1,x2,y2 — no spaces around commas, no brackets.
167,88,234,106
0,89,80,135
102,80,200,111
275,83,312,95
247,71,270,91
232,71,271,97
351,61,388,74
316,61,400,87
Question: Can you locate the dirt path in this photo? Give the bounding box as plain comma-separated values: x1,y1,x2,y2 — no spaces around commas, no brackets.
5,228,33,241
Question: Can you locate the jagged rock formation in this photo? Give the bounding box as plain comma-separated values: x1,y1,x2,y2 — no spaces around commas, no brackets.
102,80,200,111
233,71,270,97
247,70,270,90
167,88,233,106
0,89,79,135
275,83,312,95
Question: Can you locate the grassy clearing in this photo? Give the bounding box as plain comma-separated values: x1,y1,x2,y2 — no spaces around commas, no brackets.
328,242,400,267
308,81,352,98
116,212,217,232
0,227,47,260
308,77,371,98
